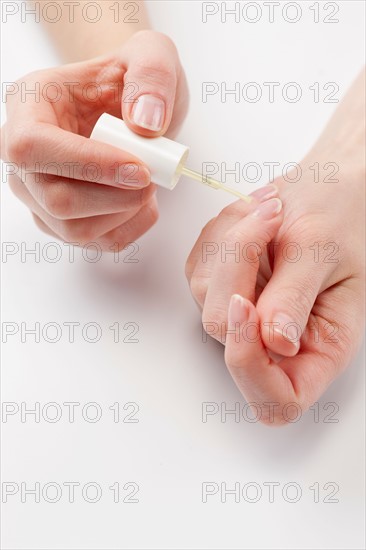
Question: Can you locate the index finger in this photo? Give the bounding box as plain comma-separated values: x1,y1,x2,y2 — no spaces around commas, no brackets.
7,122,151,189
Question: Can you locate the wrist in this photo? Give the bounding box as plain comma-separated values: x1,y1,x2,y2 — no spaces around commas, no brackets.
305,70,365,189
302,143,365,195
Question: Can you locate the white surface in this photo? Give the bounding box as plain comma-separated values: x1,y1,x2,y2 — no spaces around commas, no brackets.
1,1,365,549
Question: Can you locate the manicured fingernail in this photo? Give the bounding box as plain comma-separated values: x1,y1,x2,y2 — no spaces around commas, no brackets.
252,197,282,220
228,294,248,330
273,313,301,350
132,94,165,131
251,184,278,202
117,163,150,187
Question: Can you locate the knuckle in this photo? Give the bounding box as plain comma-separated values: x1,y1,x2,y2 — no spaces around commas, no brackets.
59,221,95,245
101,229,129,252
220,200,248,219
223,227,270,255
202,304,227,341
276,284,314,322
134,30,178,54
257,400,303,427
222,228,264,266
131,187,152,209
5,71,38,103
151,30,176,47
258,413,291,427
101,238,126,254
43,185,74,219
225,350,243,371
18,70,43,84
6,126,34,163
185,257,195,282
190,275,209,305
131,59,177,85
223,227,248,248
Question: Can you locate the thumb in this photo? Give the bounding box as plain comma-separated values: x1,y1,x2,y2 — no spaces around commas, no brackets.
256,243,333,357
121,31,180,136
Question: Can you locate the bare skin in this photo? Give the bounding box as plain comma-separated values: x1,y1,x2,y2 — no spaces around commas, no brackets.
186,70,365,425
1,1,189,249
2,3,364,423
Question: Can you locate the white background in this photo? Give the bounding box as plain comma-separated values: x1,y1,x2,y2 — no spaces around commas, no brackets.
1,1,365,549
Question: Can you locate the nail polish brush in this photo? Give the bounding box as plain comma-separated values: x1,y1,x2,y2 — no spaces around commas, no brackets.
90,113,251,202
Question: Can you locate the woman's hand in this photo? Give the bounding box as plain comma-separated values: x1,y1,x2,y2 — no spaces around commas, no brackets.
1,30,189,250
186,170,365,425
186,70,365,426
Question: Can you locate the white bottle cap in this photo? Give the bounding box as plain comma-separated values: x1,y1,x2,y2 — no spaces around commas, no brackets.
90,113,189,190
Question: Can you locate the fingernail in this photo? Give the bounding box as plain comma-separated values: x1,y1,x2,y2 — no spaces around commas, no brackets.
273,313,301,350
117,163,150,187
228,294,248,330
252,197,282,220
251,184,278,202
132,94,165,131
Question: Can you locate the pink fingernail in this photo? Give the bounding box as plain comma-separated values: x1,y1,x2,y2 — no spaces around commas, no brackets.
252,198,282,220
228,294,248,330
251,184,278,202
116,163,150,187
132,94,165,131
273,313,301,351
